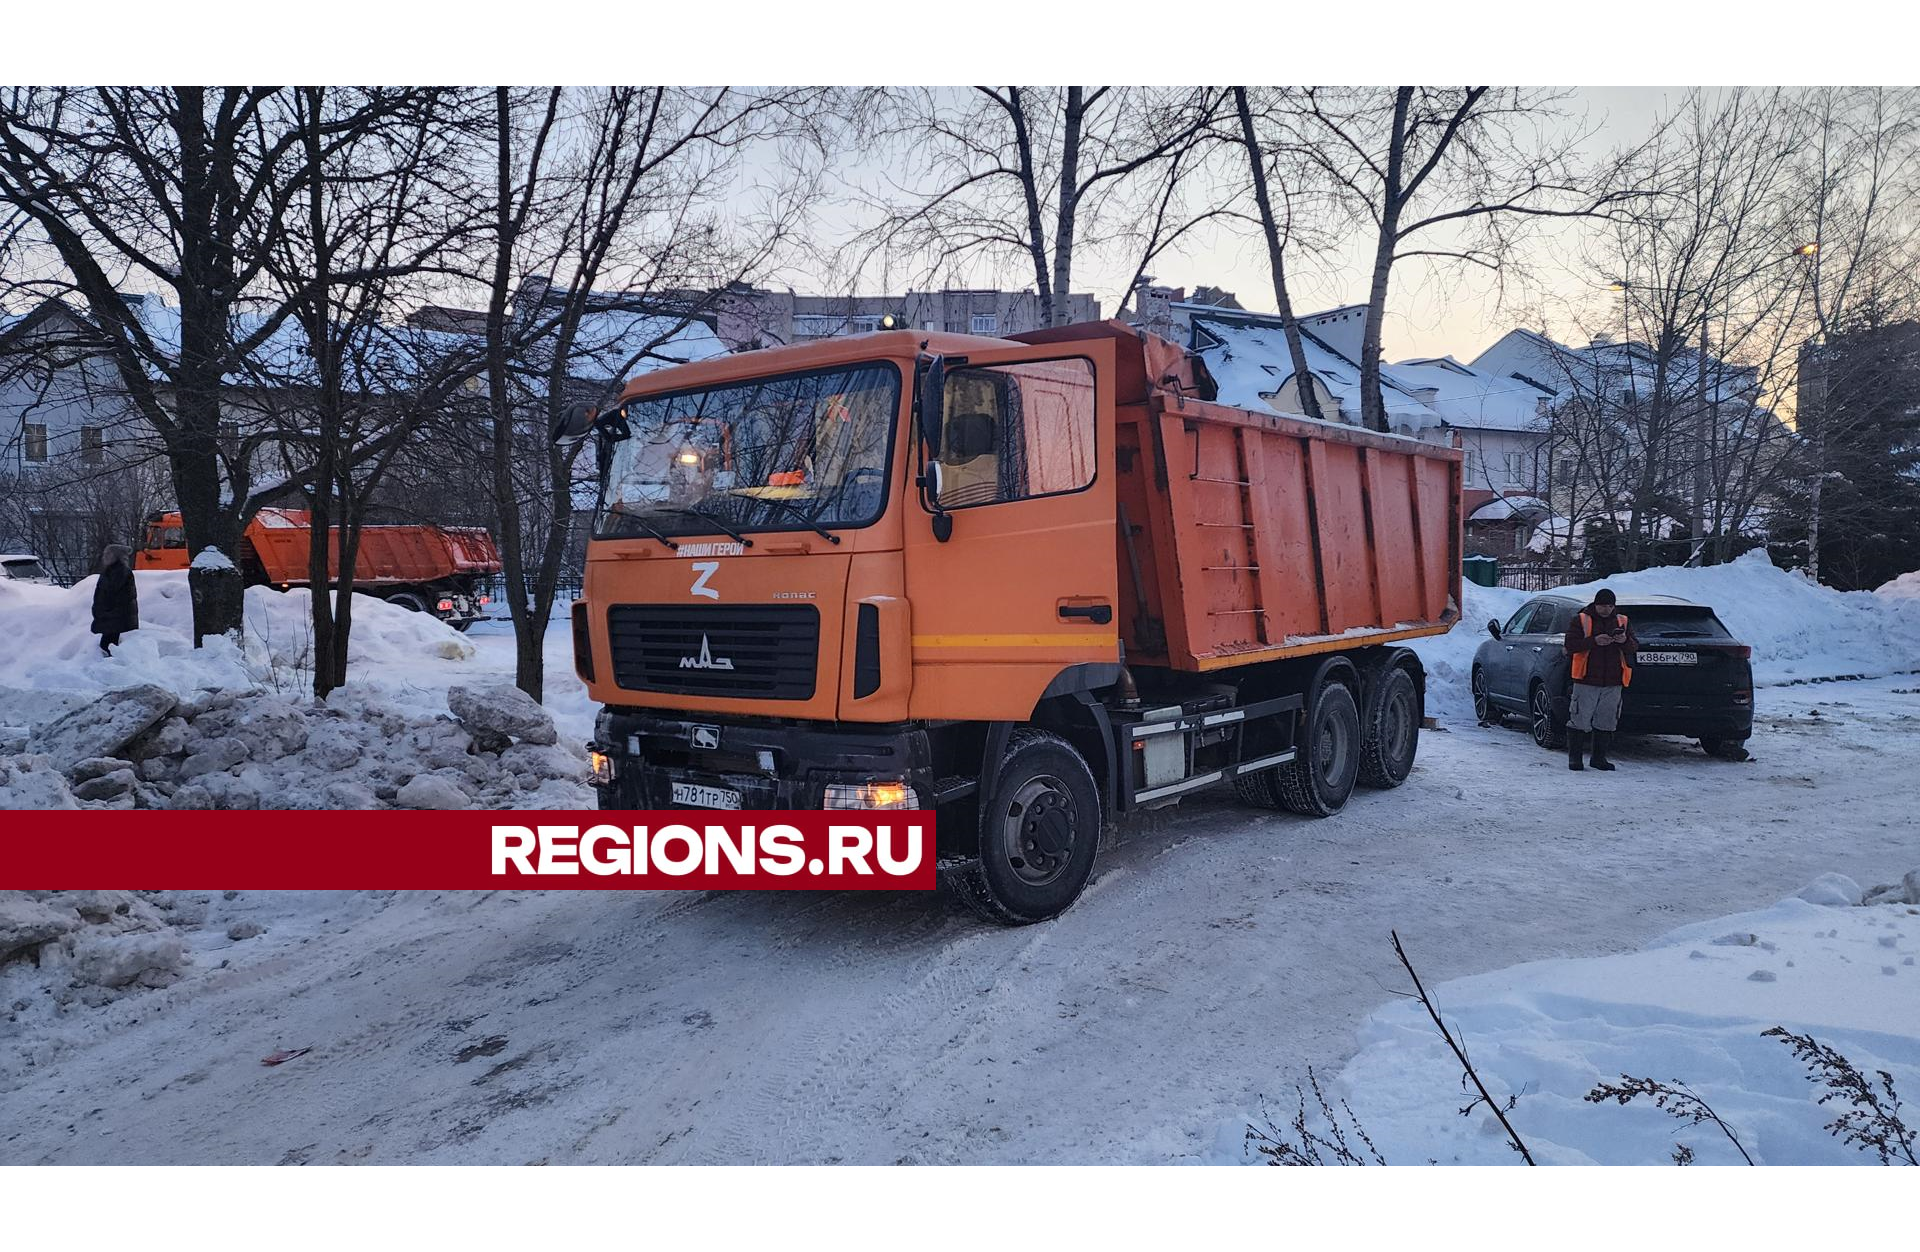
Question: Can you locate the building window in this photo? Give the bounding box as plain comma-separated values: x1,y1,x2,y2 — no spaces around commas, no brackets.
1503,451,1524,484
970,313,998,334
81,426,104,465
1462,449,1477,481
24,423,47,463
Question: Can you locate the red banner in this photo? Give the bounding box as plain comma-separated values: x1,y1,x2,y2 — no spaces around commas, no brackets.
0,810,936,890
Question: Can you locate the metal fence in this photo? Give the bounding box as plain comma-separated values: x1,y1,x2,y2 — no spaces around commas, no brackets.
1495,562,1592,592
469,573,582,622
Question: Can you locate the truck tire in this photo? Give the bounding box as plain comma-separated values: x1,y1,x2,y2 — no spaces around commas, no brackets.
1358,662,1421,789
955,728,1101,926
386,591,429,614
1275,679,1361,817
1231,767,1284,809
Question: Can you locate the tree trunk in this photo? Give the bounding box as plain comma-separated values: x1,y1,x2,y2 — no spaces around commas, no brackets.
1233,87,1323,422
1358,88,1414,434
1049,87,1085,328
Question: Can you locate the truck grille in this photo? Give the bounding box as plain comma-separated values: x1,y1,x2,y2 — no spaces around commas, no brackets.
606,604,819,700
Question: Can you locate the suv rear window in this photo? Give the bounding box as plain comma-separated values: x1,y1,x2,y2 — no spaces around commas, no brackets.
1623,605,1733,640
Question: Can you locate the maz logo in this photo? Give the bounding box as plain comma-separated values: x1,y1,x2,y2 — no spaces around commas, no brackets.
680,634,735,671
689,560,720,600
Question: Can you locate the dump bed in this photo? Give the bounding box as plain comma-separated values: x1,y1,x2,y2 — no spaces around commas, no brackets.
1106,339,1462,672
244,510,502,585
136,509,502,586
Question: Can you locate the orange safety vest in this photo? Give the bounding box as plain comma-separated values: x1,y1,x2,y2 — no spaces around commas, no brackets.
1570,611,1632,687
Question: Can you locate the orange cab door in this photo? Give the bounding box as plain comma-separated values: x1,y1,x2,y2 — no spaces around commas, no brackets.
903,337,1119,721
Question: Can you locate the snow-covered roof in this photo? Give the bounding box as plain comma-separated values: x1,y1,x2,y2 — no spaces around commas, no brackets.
1186,308,1443,435
1392,356,1554,433
1467,494,1552,522
1471,327,1758,407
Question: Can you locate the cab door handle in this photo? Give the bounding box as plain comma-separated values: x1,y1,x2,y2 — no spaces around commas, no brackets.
1058,602,1113,625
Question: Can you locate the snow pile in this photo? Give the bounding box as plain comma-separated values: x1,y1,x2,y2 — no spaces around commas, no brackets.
0,570,474,702
0,681,590,812
0,891,203,1012
1412,551,1920,719
0,887,409,1091
1877,569,1920,602
1220,871,1920,1165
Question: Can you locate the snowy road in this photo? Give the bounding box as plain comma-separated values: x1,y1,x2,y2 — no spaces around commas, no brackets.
3,677,1915,1164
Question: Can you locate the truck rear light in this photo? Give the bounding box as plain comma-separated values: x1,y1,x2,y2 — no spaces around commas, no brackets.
572,600,595,682
437,598,454,612
1733,690,1752,705
479,595,491,605
823,781,918,810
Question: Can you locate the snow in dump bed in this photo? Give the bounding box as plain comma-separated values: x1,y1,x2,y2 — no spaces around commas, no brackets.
1213,872,1920,1165
1410,550,1920,720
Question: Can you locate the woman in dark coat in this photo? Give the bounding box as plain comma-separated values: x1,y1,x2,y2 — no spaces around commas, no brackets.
91,543,139,655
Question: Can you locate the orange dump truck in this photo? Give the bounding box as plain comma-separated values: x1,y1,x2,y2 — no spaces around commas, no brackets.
565,320,1461,921
136,508,503,629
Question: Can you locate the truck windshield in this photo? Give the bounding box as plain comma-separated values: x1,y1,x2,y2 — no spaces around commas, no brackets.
597,362,900,541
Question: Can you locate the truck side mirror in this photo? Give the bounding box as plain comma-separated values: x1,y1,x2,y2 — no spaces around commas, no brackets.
919,461,954,542
1487,618,1502,639
917,355,946,458
551,401,597,446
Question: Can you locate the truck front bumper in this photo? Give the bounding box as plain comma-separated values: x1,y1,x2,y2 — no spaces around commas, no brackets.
591,707,938,811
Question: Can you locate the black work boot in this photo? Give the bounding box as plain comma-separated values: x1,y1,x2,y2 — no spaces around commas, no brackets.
1590,730,1617,771
1567,729,1586,771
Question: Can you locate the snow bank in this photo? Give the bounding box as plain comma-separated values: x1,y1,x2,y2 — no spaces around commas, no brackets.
0,570,473,703
1877,569,1920,602
1412,551,1920,719
1217,873,1920,1165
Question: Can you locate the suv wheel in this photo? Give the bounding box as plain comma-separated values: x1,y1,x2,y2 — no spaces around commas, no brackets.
1530,682,1566,749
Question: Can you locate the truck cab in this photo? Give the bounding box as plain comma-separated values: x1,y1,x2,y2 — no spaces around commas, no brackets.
574,321,1458,923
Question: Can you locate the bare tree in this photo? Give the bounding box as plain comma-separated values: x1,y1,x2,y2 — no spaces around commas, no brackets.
249,86,485,699
472,86,832,701
0,87,423,642
1298,87,1617,432
1788,87,1920,582
856,87,1223,325
1228,86,1326,420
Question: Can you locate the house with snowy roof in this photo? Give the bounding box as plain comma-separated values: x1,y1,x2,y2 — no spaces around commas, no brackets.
0,281,727,580
1471,327,1785,556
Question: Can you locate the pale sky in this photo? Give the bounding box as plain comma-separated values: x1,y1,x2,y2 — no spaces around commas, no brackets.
776,87,1692,366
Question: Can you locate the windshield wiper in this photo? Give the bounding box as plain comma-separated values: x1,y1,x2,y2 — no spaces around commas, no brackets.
671,504,754,548
609,510,678,551
751,496,842,544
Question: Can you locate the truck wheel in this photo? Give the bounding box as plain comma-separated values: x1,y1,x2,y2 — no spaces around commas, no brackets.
1358,663,1420,789
1529,681,1566,749
387,591,429,614
1275,680,1361,817
1231,766,1283,809
955,729,1101,926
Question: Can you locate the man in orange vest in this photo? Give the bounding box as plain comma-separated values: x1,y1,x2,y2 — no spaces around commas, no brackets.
1563,587,1637,771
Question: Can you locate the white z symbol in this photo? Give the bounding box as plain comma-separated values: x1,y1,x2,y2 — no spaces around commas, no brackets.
690,561,720,600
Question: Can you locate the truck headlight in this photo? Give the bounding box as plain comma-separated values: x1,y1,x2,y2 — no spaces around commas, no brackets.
823,781,918,810
588,750,614,786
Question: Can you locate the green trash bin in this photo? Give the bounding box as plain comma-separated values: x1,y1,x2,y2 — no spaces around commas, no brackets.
1462,555,1500,587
